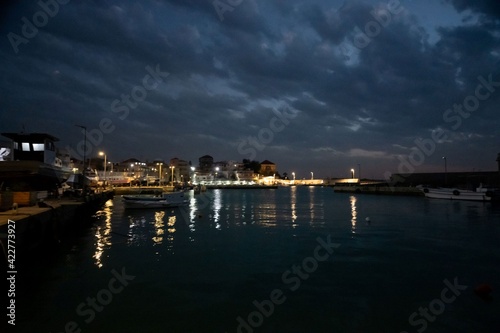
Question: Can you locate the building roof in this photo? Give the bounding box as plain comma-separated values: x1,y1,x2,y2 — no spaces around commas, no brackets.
2,132,60,142
120,158,142,164
261,160,275,165
200,155,213,159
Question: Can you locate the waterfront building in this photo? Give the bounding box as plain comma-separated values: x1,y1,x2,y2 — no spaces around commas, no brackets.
169,157,190,183
198,155,214,172
260,160,276,177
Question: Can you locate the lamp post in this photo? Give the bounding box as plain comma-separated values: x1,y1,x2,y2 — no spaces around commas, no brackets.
292,172,295,184
190,166,195,183
75,125,87,172
157,162,163,184
442,156,447,185
99,151,107,181
351,168,355,179
311,172,314,180
170,166,175,184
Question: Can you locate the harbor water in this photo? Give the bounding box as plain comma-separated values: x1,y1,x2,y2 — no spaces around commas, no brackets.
16,186,500,332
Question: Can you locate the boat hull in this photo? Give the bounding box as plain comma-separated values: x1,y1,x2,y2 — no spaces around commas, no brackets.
0,160,71,190
421,188,492,202
122,191,188,209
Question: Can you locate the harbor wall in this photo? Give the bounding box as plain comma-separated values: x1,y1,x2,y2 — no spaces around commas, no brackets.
334,185,424,196
0,191,114,263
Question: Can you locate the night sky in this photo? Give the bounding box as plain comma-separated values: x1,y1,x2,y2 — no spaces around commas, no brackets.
1,0,499,179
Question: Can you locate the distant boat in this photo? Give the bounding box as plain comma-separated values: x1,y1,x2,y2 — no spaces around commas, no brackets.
418,185,495,202
122,191,188,208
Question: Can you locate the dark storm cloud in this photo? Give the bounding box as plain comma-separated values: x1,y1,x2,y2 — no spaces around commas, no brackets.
448,0,500,19
1,0,499,177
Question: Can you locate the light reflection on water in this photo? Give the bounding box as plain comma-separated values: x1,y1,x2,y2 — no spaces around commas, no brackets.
350,195,357,235
152,211,165,245
17,187,500,333
290,185,297,227
92,199,113,268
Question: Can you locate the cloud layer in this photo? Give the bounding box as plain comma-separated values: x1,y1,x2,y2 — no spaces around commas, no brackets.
1,0,499,178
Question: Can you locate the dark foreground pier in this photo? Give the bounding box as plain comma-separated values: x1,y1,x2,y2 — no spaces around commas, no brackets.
0,190,114,262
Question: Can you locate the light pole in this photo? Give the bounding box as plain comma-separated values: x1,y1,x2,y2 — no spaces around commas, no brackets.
311,171,314,180
442,156,447,185
190,166,195,183
75,125,87,172
99,151,107,181
351,168,355,179
170,166,175,184
157,162,163,184
292,172,295,184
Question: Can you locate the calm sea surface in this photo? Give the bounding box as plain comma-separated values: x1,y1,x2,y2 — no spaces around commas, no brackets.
16,187,500,333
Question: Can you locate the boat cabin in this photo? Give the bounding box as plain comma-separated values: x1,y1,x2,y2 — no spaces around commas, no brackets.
1,132,59,165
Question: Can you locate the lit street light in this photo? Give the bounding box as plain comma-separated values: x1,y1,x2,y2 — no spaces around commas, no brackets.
311,171,314,180
351,168,355,179
170,165,175,184
99,151,107,181
156,162,163,183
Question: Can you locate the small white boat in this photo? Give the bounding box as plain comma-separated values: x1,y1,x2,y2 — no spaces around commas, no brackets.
122,191,188,208
418,185,494,202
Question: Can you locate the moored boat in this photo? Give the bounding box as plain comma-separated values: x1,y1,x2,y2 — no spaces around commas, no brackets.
0,132,72,190
122,191,188,208
418,185,495,202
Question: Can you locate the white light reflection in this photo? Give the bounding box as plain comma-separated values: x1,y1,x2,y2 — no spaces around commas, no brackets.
188,194,197,233
309,186,315,223
212,189,222,229
258,190,277,227
350,195,357,235
167,215,176,253
93,200,113,268
152,211,165,245
291,186,297,227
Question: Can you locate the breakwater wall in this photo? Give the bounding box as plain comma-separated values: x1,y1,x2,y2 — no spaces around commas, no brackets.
334,186,424,196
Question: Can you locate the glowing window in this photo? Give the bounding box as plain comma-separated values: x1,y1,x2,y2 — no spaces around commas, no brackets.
33,143,45,151
22,142,30,151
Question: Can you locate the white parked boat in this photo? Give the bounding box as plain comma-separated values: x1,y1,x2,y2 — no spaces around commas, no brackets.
418,185,494,202
122,191,188,208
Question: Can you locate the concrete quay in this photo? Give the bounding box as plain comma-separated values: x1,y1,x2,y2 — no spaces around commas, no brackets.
0,190,114,260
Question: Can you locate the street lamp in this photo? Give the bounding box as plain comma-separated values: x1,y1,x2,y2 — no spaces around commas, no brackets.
442,156,447,185
292,172,295,184
157,162,163,183
351,168,355,179
99,151,107,181
170,166,175,184
311,172,314,180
